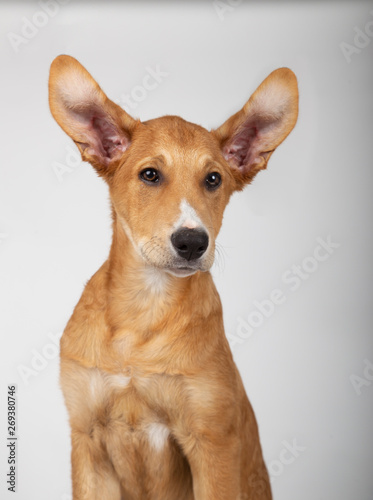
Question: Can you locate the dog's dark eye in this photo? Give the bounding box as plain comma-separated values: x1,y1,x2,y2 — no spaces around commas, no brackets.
205,172,222,190
140,168,160,184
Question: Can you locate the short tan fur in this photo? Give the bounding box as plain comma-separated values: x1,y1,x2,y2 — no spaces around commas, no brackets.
49,55,298,500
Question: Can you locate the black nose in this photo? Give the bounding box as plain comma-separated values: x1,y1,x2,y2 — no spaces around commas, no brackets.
171,228,209,261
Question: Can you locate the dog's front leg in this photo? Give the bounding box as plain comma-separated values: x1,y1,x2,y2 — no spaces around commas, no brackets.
70,429,121,500
182,432,242,500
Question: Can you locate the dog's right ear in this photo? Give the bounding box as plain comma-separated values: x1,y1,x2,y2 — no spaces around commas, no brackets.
48,55,138,178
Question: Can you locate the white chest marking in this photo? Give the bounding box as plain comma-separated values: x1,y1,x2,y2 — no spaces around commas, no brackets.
143,266,170,294
146,423,170,452
89,369,131,402
104,373,131,389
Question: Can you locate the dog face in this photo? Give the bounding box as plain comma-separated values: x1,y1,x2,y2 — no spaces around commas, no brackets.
109,116,235,276
49,56,298,276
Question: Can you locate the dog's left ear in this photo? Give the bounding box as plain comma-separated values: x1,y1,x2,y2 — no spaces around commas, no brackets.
213,68,298,188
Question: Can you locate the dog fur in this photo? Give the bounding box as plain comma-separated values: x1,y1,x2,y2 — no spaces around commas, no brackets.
49,55,298,500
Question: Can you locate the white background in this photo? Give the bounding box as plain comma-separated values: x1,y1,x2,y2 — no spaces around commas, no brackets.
1,1,372,499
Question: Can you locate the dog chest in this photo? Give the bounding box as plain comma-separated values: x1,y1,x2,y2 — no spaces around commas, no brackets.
61,360,174,451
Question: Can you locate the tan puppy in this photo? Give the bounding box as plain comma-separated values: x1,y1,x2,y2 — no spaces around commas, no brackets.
49,55,298,500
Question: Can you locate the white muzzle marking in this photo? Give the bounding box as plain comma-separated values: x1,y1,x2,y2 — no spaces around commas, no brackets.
174,199,206,232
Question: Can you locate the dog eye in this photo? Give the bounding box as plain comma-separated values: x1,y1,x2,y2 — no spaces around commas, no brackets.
140,168,160,184
205,172,222,190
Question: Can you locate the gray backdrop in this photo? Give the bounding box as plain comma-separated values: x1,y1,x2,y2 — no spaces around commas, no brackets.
1,1,372,499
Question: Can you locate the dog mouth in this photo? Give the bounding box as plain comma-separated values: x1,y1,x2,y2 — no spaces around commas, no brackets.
164,258,209,276
138,237,213,276
166,266,200,277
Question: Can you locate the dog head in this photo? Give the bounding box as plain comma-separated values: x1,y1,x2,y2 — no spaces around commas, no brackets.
49,55,298,277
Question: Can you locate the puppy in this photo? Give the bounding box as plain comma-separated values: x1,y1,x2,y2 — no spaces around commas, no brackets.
49,55,298,500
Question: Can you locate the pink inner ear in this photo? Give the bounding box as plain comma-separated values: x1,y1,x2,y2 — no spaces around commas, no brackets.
223,118,276,173
223,121,260,171
223,123,257,168
90,116,129,164
73,106,130,166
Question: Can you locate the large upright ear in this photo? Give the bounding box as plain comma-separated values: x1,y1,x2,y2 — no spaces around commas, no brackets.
48,55,138,178
213,68,298,188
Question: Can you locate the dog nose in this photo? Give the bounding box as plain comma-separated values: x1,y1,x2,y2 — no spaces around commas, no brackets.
171,228,209,261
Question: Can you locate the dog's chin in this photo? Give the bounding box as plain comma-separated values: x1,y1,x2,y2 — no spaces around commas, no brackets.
165,258,214,277
140,247,214,278
164,255,214,277
165,267,199,278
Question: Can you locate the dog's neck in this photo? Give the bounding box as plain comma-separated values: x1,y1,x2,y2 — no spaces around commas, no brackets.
106,217,220,339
